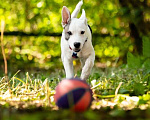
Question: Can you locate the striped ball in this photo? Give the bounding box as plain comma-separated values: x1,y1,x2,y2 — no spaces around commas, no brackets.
54,78,93,112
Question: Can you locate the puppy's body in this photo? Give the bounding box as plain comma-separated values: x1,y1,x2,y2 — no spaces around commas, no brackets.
61,0,95,80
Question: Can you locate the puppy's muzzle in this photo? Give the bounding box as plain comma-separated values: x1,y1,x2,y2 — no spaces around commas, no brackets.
74,42,80,48
73,42,81,52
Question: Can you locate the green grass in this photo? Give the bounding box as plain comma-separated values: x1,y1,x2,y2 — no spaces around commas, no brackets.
0,66,150,119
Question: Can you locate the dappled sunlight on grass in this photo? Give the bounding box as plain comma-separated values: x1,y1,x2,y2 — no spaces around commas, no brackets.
0,67,150,119
0,73,57,110
91,95,140,110
0,67,150,112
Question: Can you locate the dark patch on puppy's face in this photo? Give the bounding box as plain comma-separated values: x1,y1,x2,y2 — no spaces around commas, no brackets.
64,24,70,40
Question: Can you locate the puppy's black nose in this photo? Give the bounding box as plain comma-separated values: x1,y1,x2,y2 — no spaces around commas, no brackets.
74,42,80,48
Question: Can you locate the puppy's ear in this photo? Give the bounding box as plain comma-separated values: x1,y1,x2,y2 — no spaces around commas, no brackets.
79,9,87,25
71,0,83,18
62,6,71,27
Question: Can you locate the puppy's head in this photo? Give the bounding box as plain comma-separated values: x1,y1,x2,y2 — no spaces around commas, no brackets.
62,7,88,52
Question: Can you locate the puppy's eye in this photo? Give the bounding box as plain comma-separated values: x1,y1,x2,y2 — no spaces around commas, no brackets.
81,31,85,34
67,31,72,35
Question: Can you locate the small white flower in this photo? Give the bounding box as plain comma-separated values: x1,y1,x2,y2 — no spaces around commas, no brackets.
91,79,96,87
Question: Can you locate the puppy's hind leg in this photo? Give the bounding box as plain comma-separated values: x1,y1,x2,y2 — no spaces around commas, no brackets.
71,0,83,18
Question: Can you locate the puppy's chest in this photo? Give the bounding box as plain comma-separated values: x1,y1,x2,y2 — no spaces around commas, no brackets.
71,51,89,60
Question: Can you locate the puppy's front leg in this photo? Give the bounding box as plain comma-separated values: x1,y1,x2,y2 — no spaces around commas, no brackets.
62,57,74,79
81,54,95,80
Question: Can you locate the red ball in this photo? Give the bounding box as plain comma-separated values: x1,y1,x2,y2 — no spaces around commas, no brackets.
54,78,93,112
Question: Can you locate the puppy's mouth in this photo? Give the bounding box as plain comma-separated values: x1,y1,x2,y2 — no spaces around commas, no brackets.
74,49,81,52
69,46,81,52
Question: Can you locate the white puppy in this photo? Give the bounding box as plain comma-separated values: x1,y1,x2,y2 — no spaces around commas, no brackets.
61,0,95,80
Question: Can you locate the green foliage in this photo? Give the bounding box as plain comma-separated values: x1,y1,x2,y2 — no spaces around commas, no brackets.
127,52,141,69
91,67,149,96
143,36,150,58
0,0,150,70
126,37,150,95
0,0,136,71
0,36,61,71
143,36,150,71
0,0,122,34
127,37,150,70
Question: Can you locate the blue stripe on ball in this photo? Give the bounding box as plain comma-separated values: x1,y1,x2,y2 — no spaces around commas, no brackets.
56,88,88,109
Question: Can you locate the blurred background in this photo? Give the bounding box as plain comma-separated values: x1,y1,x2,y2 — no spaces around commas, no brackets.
0,0,150,73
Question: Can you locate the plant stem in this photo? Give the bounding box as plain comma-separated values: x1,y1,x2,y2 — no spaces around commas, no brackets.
1,20,8,81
